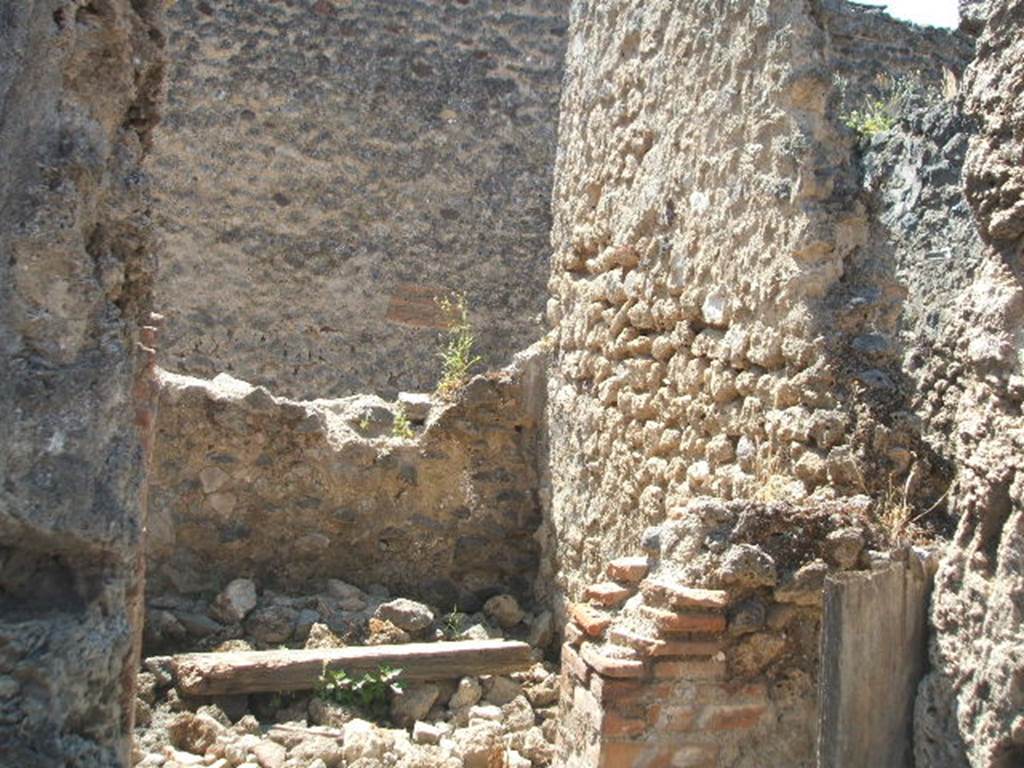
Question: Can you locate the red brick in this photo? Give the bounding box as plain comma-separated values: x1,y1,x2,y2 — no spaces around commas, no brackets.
641,580,730,610
609,627,665,656
700,703,768,731
607,556,650,583
652,659,726,681
641,606,727,634
672,744,721,768
652,639,722,658
384,283,448,328
644,702,663,726
599,741,673,768
607,629,720,660
693,682,769,705
561,642,590,684
571,603,612,638
601,711,647,738
591,679,673,722
586,581,634,607
581,644,647,679
590,675,648,705
653,704,700,732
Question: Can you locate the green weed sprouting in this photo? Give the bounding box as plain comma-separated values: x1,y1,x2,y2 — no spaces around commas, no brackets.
435,292,482,399
315,664,404,721
391,404,414,439
441,606,464,640
835,73,932,140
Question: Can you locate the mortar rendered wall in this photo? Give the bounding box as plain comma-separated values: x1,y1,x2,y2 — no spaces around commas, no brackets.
0,1,163,764
149,0,568,399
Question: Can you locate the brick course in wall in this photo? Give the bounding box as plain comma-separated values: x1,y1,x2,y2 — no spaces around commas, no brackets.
553,498,882,768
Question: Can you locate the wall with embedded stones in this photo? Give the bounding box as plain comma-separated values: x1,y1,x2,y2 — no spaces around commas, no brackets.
146,346,547,612
149,0,568,399
911,1,1024,765
554,498,883,768
541,0,971,607
0,1,164,765
541,0,979,765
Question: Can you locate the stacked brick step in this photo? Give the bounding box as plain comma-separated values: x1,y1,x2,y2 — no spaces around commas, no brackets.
559,556,768,767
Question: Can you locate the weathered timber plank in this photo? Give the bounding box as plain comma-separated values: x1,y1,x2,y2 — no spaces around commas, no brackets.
170,639,533,696
817,559,932,768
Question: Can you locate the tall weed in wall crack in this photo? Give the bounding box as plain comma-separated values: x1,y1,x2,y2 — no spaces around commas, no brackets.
835,72,943,140
391,404,414,439
435,292,482,399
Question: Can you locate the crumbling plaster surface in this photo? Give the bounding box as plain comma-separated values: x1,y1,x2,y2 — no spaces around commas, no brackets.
912,1,1024,765
0,0,164,765
146,345,547,611
149,0,568,399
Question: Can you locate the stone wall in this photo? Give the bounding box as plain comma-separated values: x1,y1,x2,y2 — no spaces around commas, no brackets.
912,1,1024,765
149,0,568,399
541,0,975,765
146,346,547,611
542,0,970,606
0,1,164,765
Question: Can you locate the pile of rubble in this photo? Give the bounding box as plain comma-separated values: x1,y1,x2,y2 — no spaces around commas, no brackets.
134,580,560,767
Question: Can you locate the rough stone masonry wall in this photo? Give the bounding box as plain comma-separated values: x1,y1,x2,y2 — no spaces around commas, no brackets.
911,1,1024,765
542,0,969,607
542,0,973,766
149,0,568,399
146,345,546,612
0,1,163,765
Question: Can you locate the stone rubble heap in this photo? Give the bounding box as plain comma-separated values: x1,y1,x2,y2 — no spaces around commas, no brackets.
135,581,559,767
144,577,554,655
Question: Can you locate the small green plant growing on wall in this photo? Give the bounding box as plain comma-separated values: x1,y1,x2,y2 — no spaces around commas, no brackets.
835,73,930,140
391,404,414,439
441,606,464,639
315,664,404,721
435,292,482,399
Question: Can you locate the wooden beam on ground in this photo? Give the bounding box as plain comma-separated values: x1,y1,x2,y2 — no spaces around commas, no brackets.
169,639,533,696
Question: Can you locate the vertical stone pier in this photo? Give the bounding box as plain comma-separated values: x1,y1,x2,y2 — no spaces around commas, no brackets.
0,1,164,764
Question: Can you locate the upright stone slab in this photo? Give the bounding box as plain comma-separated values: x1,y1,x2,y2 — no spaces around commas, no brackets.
0,2,164,765
818,560,932,768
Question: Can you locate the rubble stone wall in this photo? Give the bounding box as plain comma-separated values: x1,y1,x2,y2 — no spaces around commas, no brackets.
146,346,547,611
542,0,970,605
149,0,568,399
912,1,1024,766
542,0,976,765
0,1,164,765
